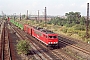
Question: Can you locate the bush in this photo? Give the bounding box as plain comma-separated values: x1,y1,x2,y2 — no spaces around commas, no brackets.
60,26,68,33
62,28,68,33
67,28,75,34
65,23,75,27
16,40,30,55
73,24,85,31
78,31,86,38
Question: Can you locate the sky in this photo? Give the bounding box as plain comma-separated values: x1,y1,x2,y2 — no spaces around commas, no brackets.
0,0,90,16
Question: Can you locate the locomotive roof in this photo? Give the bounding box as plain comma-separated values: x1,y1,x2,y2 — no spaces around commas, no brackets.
34,27,55,34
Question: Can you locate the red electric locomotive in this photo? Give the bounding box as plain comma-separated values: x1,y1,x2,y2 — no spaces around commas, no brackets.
24,24,58,48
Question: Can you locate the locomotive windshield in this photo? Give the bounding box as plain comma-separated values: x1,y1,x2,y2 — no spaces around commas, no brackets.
49,36,57,38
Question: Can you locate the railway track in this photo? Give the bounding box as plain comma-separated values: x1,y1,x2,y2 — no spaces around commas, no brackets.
1,22,12,60
61,40,90,55
59,36,90,59
1,22,11,60
59,34,90,52
0,22,16,60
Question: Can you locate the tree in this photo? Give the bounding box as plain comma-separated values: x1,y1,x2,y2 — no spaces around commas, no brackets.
80,16,85,25
48,11,85,27
16,40,30,55
65,12,74,24
65,12,81,25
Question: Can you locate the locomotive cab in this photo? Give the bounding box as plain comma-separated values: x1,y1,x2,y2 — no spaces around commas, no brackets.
47,34,58,48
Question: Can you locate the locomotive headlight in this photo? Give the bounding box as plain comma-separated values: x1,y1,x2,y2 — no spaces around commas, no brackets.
49,42,50,44
56,42,58,44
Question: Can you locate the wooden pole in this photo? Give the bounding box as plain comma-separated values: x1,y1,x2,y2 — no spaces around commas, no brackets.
86,3,89,38
20,13,21,21
45,7,47,26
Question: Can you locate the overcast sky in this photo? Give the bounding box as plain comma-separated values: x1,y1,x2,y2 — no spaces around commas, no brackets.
0,0,90,16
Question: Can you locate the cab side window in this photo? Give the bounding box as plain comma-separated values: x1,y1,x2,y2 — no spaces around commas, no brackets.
49,36,57,38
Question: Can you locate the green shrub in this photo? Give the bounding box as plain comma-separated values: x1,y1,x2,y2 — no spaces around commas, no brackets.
73,24,85,31
72,30,78,34
78,31,86,38
62,28,68,33
65,23,75,27
67,28,75,33
16,40,30,55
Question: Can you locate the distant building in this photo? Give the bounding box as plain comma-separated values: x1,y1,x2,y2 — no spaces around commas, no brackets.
28,15,52,21
56,15,67,19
